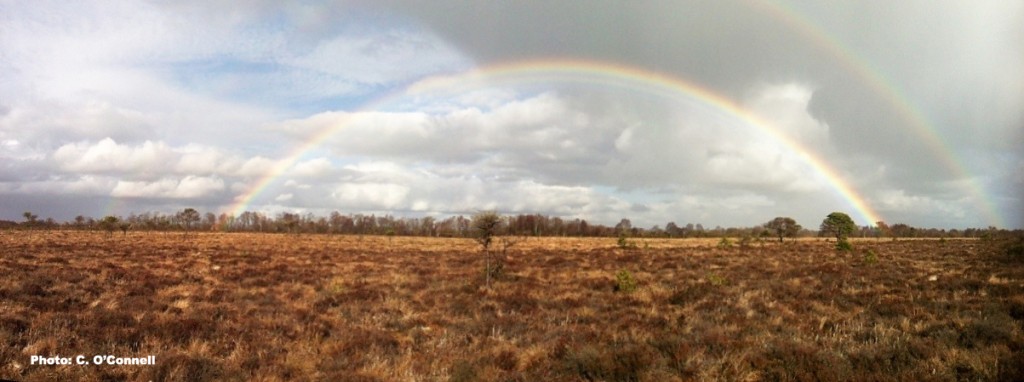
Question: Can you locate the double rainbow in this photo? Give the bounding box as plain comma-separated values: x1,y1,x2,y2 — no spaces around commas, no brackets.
226,58,885,226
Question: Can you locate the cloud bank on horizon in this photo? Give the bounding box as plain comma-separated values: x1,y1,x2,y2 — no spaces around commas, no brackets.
1,1,1021,229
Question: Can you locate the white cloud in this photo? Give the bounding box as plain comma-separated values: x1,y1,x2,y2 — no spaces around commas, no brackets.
110,175,225,199
175,146,237,175
876,189,967,219
0,175,115,196
238,157,275,178
292,157,333,178
744,83,830,147
53,138,174,175
331,183,410,210
52,138,275,181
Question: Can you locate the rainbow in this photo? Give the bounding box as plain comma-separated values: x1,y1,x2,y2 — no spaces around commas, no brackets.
752,0,1004,227
226,58,885,226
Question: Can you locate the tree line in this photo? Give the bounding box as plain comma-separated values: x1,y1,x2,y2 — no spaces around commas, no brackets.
4,209,1016,239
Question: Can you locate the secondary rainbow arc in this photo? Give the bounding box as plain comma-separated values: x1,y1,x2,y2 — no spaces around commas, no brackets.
752,0,1004,228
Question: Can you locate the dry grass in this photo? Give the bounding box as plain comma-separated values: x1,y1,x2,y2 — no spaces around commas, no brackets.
1,231,1021,381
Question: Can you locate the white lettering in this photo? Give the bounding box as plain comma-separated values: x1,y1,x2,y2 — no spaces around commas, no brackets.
30,355,71,365
35,354,155,366
90,355,155,365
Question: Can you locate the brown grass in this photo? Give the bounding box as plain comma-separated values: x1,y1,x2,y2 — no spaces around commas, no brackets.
1,231,1022,381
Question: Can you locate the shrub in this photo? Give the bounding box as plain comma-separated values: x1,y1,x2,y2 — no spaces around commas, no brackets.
617,233,638,249
717,237,733,249
738,235,753,249
614,270,638,293
836,239,853,252
863,249,878,265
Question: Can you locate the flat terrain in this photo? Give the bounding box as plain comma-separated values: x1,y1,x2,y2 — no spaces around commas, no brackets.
1,231,1022,381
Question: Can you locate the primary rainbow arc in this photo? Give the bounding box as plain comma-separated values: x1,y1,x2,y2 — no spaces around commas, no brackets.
226,58,884,227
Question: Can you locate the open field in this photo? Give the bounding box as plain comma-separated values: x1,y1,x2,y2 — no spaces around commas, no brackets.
1,231,1022,381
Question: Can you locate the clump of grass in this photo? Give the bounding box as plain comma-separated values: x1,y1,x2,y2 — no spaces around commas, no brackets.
449,359,477,382
326,276,346,295
614,270,638,293
707,272,729,286
717,237,733,249
483,260,504,281
863,249,878,265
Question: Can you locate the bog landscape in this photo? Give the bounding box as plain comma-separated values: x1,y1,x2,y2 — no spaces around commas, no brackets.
2,215,1022,381
3,2,1022,382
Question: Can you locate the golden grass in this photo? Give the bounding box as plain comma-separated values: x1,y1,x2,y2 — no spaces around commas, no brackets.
0,230,1021,381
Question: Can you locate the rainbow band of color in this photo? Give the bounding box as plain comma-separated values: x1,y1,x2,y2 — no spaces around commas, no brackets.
753,0,1003,227
227,58,884,226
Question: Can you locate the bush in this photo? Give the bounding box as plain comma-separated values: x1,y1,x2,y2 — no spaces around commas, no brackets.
836,239,853,252
617,233,638,249
863,249,878,265
738,235,753,249
717,237,733,249
614,270,638,293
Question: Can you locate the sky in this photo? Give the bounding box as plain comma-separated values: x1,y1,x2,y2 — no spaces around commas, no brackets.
1,0,1021,229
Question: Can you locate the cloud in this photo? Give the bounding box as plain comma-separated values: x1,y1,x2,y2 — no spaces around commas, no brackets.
110,176,225,199
238,80,871,227
0,175,114,196
54,138,174,175
292,158,333,178
51,138,269,180
266,82,845,206
287,30,470,86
